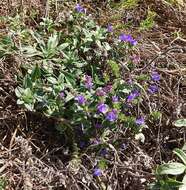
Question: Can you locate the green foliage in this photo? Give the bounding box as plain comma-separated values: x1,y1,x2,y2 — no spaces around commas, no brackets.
165,0,184,6
0,178,6,190
140,10,156,31
150,111,162,121
110,0,139,9
174,119,186,127
156,163,186,175
0,35,15,58
151,146,186,190
0,4,159,152
121,0,139,9
108,60,120,78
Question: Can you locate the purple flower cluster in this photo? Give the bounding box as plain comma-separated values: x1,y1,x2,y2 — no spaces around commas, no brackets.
75,95,86,105
96,88,106,96
96,85,112,97
59,91,65,99
148,71,160,94
107,24,113,32
84,75,93,89
119,33,137,46
75,4,85,13
100,148,107,156
148,85,158,94
112,96,119,103
97,103,117,122
151,71,160,81
127,90,140,102
93,168,102,177
97,103,108,114
136,117,145,125
103,85,112,93
106,109,117,122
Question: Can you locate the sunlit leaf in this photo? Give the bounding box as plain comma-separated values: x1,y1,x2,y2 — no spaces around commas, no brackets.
156,162,186,175
174,119,186,127
173,148,186,165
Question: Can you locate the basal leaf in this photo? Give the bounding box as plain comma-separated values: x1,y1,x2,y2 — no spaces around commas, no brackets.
173,148,186,165
174,119,186,127
156,162,186,175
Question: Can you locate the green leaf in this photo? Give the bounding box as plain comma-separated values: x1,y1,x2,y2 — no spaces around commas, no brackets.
30,30,45,47
65,93,74,102
63,71,76,87
163,178,183,189
21,46,42,57
47,33,59,50
173,148,186,165
102,42,111,51
24,103,34,111
174,119,186,127
122,88,131,94
15,87,23,98
31,64,41,81
74,61,86,68
182,143,186,152
108,60,120,78
17,99,24,105
98,159,108,170
47,77,58,84
58,73,65,83
22,88,33,103
58,43,69,51
179,174,186,190
23,75,32,88
156,162,186,175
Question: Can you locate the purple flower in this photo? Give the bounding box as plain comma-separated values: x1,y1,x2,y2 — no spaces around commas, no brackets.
136,117,145,125
95,123,102,128
97,103,108,114
96,88,106,96
106,109,117,122
119,33,137,46
100,148,107,156
130,39,137,46
119,34,132,42
148,85,158,94
112,96,119,103
91,139,100,145
151,72,160,81
128,78,133,85
127,90,139,102
103,85,112,93
107,24,113,32
75,95,86,105
59,91,65,99
93,168,102,177
75,4,85,13
84,75,93,89
79,141,86,148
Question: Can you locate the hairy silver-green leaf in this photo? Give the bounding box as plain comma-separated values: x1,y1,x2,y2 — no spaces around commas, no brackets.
173,148,186,165
174,119,186,127
156,162,186,175
179,174,186,190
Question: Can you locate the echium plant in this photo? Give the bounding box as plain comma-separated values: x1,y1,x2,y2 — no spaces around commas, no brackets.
14,4,158,145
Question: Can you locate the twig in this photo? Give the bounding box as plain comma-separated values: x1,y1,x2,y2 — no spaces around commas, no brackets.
140,46,185,70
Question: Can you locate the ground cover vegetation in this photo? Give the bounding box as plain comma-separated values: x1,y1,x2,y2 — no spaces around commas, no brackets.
0,0,186,189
